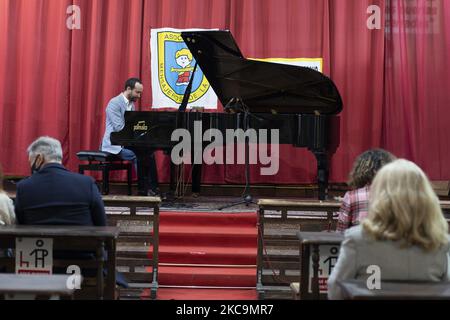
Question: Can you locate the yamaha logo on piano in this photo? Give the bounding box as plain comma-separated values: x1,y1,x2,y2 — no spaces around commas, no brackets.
133,121,148,131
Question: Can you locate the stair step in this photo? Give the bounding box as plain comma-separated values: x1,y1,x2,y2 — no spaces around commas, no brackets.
159,225,257,247
160,212,257,227
156,265,256,287
153,245,256,265
148,288,258,300
160,225,257,236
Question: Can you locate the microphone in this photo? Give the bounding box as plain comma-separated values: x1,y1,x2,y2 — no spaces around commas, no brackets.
224,98,236,113
224,98,243,113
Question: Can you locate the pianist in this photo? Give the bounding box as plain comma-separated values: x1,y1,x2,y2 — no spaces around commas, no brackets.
101,78,160,196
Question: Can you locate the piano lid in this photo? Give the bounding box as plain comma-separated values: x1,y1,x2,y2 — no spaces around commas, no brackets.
181,30,343,115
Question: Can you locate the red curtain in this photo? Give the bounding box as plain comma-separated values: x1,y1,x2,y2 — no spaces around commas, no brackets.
0,0,72,174
383,0,450,180
1,0,449,186
328,0,386,182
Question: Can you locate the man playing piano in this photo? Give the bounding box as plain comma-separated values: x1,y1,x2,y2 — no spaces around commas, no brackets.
101,78,160,196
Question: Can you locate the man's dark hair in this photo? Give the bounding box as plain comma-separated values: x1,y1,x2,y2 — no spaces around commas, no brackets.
124,78,142,91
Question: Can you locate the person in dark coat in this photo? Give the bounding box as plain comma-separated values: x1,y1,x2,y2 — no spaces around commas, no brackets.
15,136,127,288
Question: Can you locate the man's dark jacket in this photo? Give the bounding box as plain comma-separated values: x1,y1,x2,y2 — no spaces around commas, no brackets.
14,163,128,287
15,163,105,226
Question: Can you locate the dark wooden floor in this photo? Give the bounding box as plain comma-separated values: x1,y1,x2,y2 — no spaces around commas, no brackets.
4,177,350,211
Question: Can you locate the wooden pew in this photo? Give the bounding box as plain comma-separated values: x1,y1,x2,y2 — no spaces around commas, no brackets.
441,200,450,217
256,199,341,299
338,279,450,300
0,225,119,300
0,274,76,300
102,195,160,300
5,193,161,299
257,198,450,300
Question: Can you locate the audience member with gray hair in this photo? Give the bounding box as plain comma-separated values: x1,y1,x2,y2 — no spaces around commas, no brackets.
27,136,63,174
14,136,128,287
15,136,106,226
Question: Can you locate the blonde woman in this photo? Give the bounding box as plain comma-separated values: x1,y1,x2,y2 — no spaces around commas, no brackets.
336,149,396,232
0,164,15,226
328,159,450,300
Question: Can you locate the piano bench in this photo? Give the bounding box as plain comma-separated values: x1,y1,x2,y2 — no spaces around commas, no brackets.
76,150,133,196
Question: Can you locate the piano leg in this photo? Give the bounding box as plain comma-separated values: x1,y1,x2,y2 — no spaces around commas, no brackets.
168,162,201,197
169,160,176,194
312,150,329,200
191,138,202,195
135,150,159,196
136,151,149,195
192,164,202,194
148,150,159,192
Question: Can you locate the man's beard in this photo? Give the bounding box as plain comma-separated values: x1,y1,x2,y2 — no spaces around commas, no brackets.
129,95,137,102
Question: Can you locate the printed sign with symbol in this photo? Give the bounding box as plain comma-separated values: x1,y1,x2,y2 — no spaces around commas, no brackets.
15,237,53,275
308,245,340,293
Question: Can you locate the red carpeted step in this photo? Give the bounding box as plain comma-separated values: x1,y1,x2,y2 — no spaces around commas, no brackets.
150,245,256,265
159,211,257,227
145,288,258,300
158,224,257,247
155,265,256,287
148,211,258,293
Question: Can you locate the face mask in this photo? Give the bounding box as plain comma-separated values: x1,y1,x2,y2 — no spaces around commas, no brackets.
30,155,43,175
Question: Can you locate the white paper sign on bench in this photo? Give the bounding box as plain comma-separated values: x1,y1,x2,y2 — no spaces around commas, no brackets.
15,237,53,275
308,245,340,293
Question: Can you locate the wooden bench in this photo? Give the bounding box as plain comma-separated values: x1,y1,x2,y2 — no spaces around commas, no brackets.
0,225,119,300
4,193,161,299
0,274,77,300
338,279,450,300
441,200,450,217
256,199,341,299
102,195,160,300
432,181,450,198
257,198,450,300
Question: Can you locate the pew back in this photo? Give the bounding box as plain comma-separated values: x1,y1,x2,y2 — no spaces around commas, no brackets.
0,225,118,299
338,279,450,300
102,195,160,300
256,199,341,299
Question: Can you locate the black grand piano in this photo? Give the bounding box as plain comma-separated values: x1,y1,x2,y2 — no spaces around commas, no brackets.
111,30,343,200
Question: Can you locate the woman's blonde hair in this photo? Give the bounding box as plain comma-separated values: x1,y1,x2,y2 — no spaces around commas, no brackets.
362,159,448,252
348,149,396,189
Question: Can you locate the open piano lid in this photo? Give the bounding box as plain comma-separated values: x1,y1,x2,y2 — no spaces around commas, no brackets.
181,30,343,115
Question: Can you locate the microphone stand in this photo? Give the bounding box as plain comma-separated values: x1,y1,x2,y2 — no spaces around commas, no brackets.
165,62,199,203
218,99,257,210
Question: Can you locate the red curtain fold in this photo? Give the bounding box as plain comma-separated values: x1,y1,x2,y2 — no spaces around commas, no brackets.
67,0,144,180
0,0,72,174
383,0,450,179
328,0,386,182
1,0,449,187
